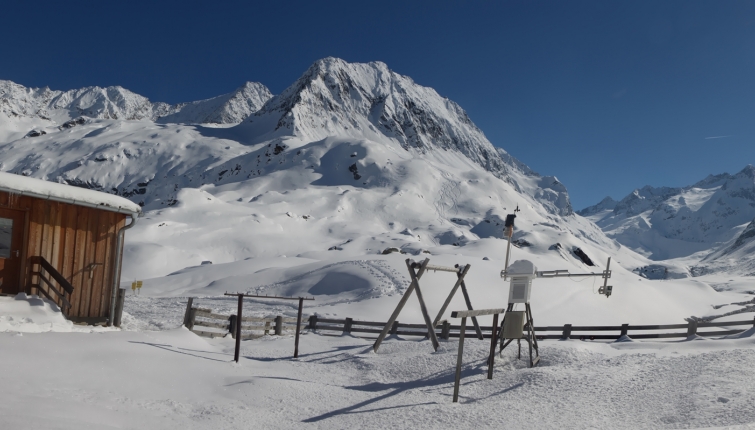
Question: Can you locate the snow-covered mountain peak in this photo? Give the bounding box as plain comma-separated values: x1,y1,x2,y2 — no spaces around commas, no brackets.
156,81,272,124
241,58,511,183
576,196,617,217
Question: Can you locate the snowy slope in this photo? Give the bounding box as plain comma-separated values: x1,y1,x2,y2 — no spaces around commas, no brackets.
579,165,755,262
697,216,755,276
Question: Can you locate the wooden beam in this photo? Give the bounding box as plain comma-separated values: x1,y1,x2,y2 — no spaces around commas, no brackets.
372,258,429,352
451,308,505,318
408,259,440,351
452,317,467,403
432,264,470,327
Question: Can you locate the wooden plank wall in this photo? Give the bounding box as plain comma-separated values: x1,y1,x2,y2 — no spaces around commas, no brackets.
0,191,127,319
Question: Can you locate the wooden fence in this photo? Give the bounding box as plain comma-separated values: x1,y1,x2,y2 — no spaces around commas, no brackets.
183,301,755,341
184,306,308,339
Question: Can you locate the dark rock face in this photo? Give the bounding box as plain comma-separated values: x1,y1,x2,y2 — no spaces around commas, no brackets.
24,130,46,138
59,117,86,129
572,246,595,266
512,239,532,248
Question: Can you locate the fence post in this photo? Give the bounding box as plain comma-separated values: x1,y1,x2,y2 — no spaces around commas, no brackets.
391,321,399,335
275,315,283,335
309,315,318,331
687,319,698,337
264,320,271,335
441,320,451,340
561,324,572,340
183,297,194,327
187,308,197,330
620,324,628,337
294,297,304,358
229,314,237,339
343,317,353,334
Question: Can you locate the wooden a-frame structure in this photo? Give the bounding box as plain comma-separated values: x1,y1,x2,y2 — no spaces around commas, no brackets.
373,258,482,353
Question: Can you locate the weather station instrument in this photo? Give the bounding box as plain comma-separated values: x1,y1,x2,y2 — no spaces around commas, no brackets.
498,213,614,367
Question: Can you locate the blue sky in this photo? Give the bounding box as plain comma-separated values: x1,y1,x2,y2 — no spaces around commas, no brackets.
2,0,754,209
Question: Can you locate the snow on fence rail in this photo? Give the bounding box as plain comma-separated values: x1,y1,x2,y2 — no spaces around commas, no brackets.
184,306,308,339
183,301,755,341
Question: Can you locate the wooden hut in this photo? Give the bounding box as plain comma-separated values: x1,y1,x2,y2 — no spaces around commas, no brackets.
0,172,141,325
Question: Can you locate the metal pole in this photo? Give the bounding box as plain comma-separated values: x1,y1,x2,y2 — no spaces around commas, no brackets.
453,317,467,403
294,297,303,358
234,294,242,363
503,227,513,281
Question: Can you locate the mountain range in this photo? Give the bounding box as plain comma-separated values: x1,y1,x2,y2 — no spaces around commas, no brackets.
579,165,755,275
0,79,272,126
0,57,750,288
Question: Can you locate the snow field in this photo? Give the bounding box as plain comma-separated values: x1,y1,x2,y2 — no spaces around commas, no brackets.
2,326,755,429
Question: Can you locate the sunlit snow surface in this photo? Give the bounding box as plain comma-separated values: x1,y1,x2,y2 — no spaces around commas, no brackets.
2,321,755,429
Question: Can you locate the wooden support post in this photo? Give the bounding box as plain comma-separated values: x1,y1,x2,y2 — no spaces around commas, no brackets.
309,315,318,331
525,303,539,367
410,262,441,351
687,319,698,337
183,297,194,327
499,303,514,352
620,323,629,337
294,297,303,358
391,321,399,335
487,313,499,380
453,317,467,403
561,324,572,340
343,317,353,334
187,308,197,330
275,315,283,335
459,278,483,340
234,294,243,363
441,320,451,340
229,314,237,339
373,258,429,352
432,264,470,327
264,320,271,335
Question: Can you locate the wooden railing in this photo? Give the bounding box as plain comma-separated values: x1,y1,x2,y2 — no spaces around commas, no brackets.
184,300,755,341
184,305,308,339
29,256,75,315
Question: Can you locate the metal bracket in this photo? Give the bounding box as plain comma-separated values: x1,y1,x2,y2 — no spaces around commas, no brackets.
86,263,103,279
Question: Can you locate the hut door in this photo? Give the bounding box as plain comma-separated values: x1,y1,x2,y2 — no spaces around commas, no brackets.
0,208,25,295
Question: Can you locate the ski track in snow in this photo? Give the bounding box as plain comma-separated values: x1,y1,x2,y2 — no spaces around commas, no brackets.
433,171,461,225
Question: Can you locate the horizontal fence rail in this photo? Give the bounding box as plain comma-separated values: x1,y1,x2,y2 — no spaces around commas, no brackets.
307,315,755,341
184,300,755,342
184,304,310,339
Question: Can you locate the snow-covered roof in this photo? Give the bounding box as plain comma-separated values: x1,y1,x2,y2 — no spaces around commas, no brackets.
0,171,141,216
